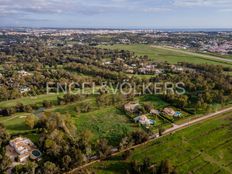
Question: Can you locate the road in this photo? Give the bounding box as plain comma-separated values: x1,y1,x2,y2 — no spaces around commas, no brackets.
151,45,232,63
164,106,232,134
65,106,232,174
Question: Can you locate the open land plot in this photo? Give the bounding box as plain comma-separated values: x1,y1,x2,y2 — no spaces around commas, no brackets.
89,111,232,174
46,96,142,146
99,44,232,67
73,106,141,146
0,113,34,134
50,94,192,142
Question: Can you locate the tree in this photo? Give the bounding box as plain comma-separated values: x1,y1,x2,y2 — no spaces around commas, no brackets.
0,124,10,146
0,86,8,101
43,100,53,108
122,150,132,160
157,160,175,174
96,139,112,159
62,155,72,170
78,130,93,155
0,125,10,173
130,131,148,145
43,161,60,174
158,126,164,137
24,105,33,113
25,114,38,129
11,162,38,174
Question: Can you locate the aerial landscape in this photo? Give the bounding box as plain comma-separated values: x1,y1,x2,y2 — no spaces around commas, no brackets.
0,0,232,174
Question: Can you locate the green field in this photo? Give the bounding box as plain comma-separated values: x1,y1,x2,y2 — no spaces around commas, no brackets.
47,94,191,144
0,93,63,108
90,112,232,174
0,113,33,134
99,44,232,67
139,95,169,109
73,106,139,146
45,97,140,145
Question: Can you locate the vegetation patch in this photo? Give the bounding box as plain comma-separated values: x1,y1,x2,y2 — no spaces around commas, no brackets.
89,112,232,174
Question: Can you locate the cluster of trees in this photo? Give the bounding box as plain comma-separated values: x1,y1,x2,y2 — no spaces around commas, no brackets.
0,68,94,102
150,64,232,113
9,111,149,173
0,103,36,116
127,158,177,174
96,93,127,107
66,63,127,81
0,124,11,173
0,94,88,116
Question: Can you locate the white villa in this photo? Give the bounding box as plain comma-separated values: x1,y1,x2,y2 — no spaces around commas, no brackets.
134,115,155,126
9,137,41,162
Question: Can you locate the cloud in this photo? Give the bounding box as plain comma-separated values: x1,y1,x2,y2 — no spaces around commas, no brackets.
0,0,174,17
174,0,232,7
219,8,232,12
143,7,172,13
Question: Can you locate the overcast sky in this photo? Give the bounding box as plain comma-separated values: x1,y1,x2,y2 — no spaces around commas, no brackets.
0,0,232,28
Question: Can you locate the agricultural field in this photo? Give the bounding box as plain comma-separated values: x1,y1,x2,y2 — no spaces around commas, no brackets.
99,44,232,67
89,112,232,174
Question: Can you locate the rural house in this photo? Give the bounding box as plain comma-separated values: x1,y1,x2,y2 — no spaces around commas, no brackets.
9,137,41,163
124,102,140,113
163,108,176,116
134,115,155,125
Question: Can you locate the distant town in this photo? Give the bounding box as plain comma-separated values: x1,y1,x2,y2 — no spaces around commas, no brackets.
1,28,231,55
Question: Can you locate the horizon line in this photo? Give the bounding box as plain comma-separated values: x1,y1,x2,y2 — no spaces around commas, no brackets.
1,26,232,31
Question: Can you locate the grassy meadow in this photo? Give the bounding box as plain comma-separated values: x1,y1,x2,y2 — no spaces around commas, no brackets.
89,112,232,174
73,106,138,146
0,113,34,134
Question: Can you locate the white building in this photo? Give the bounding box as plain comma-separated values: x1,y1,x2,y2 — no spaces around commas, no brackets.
19,86,31,94
17,70,32,77
9,137,35,162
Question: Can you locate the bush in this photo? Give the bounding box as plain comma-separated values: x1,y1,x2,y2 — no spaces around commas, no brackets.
130,131,148,145
43,100,53,108
122,150,131,160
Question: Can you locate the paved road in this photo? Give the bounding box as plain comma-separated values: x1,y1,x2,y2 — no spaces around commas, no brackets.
66,106,232,174
151,45,232,63
164,106,232,134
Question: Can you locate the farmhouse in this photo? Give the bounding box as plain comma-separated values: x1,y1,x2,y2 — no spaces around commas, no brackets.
163,108,176,116
124,102,140,113
134,115,155,125
9,137,41,163
163,108,182,117
150,109,160,115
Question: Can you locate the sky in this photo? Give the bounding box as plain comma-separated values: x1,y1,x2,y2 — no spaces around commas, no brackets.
0,0,232,28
